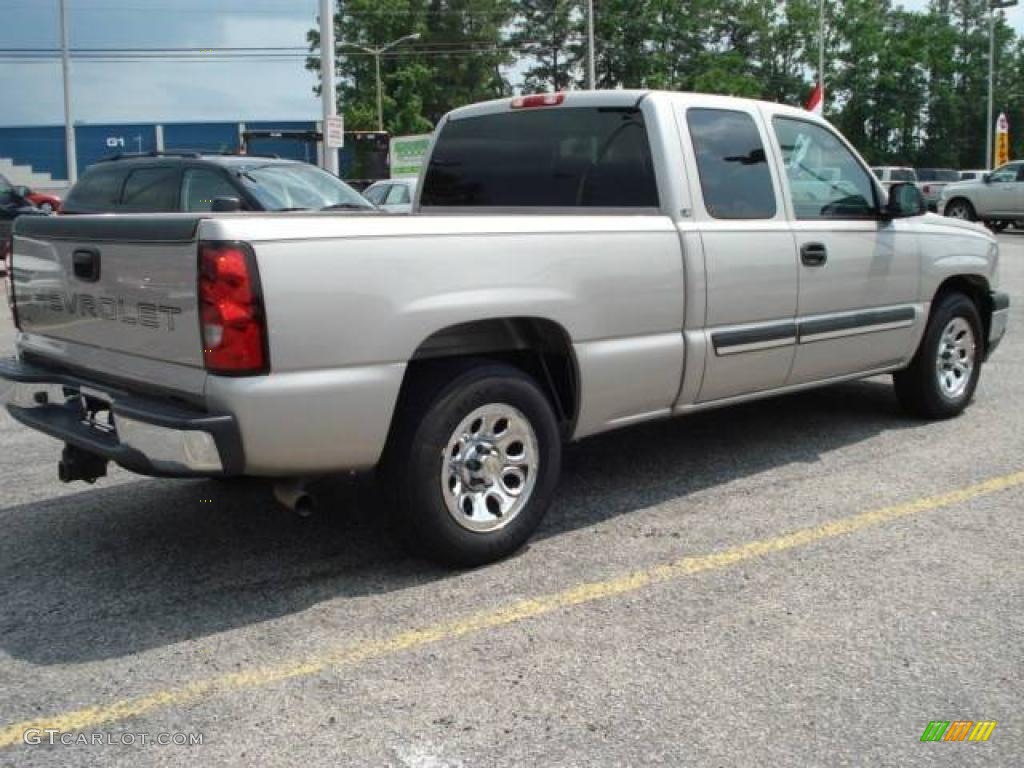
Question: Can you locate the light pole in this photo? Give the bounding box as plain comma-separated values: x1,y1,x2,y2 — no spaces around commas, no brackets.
586,0,595,89
58,0,77,183
344,34,421,133
988,0,1018,169
318,0,339,175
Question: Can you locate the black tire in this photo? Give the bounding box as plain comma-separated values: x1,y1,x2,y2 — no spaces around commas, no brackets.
383,362,562,567
893,292,983,419
944,198,976,221
987,220,1009,233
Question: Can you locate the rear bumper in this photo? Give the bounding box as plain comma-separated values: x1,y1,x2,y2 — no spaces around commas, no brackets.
0,356,243,477
988,291,1009,359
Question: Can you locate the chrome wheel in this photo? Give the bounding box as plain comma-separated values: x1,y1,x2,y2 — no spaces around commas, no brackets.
935,317,976,399
441,403,539,532
946,202,972,220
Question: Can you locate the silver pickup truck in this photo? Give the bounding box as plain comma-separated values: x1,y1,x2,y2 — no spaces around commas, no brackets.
1,91,1010,566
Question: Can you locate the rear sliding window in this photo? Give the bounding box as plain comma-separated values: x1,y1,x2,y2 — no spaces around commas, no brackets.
420,106,659,208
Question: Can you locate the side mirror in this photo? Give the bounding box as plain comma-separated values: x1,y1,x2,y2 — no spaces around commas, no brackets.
211,197,243,212
982,173,992,184
884,182,927,218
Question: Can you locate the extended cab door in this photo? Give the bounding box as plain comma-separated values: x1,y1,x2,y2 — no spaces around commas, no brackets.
676,102,799,403
767,113,921,384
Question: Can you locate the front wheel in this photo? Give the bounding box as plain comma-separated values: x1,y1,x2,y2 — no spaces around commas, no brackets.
383,363,562,567
944,199,977,221
893,292,983,419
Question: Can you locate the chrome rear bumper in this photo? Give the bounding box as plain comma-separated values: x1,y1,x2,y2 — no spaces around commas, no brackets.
0,356,243,477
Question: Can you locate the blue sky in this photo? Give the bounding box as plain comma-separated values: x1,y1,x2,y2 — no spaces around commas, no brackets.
1,0,1023,127
0,0,321,126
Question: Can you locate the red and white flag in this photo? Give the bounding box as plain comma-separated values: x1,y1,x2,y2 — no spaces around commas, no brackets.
805,82,824,116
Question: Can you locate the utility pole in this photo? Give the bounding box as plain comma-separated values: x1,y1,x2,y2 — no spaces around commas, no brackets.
345,34,420,133
988,0,1018,169
818,0,825,112
586,0,595,90
319,0,339,175
59,0,77,184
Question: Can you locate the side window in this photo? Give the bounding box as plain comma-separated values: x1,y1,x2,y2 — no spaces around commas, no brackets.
686,108,776,219
385,184,410,205
182,169,240,212
121,167,180,211
364,185,390,205
65,168,126,211
772,118,876,220
871,168,884,180
989,164,1016,182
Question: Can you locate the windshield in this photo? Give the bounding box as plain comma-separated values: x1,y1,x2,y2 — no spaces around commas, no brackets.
237,164,372,211
0,174,15,206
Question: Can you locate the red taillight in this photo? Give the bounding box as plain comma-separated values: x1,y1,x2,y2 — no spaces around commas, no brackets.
198,242,267,374
511,92,566,110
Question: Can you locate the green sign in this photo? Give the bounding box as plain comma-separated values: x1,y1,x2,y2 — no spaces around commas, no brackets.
390,134,431,178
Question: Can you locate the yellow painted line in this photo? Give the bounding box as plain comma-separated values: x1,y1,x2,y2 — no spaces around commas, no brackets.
2,470,1023,749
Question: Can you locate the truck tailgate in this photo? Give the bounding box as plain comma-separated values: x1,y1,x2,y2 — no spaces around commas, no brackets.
11,215,206,393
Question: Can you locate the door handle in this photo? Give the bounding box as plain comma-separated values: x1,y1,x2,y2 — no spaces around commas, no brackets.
800,242,828,267
72,248,101,282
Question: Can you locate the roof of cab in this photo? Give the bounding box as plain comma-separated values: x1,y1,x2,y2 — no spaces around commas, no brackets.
444,89,826,125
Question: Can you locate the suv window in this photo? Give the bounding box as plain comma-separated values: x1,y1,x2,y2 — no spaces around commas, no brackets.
773,117,876,220
64,167,127,212
121,167,180,211
421,106,659,208
364,184,390,205
687,108,776,219
182,168,240,212
385,184,410,205
989,163,1020,183
890,168,916,182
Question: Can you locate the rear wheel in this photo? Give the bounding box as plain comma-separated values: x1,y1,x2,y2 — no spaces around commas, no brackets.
383,363,562,567
945,198,976,221
893,292,983,419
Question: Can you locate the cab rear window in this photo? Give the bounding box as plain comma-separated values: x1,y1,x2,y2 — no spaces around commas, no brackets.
420,106,659,209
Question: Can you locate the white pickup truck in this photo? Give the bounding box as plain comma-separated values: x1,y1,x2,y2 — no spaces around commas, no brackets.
1,91,1010,566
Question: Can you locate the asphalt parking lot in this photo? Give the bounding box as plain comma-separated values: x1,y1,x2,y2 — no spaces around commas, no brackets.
1,234,1022,768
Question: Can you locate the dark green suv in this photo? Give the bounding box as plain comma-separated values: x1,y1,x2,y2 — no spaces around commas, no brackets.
62,152,374,214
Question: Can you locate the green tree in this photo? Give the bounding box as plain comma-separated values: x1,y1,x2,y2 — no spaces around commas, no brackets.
307,0,514,134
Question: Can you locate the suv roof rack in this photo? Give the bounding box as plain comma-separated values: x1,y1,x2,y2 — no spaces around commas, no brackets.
96,149,282,163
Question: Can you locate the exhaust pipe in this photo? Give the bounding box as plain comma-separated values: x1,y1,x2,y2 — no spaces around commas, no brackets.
273,479,315,517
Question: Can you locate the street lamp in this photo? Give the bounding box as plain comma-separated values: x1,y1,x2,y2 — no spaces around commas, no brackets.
988,0,1018,168
344,33,421,133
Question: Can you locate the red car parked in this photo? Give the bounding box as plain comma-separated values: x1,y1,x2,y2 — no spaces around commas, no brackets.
22,188,62,213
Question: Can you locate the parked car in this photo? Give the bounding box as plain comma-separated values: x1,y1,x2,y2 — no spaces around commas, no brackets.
3,90,1009,567
939,161,1024,230
915,168,960,211
0,172,48,277
362,178,417,213
959,169,989,182
62,151,375,214
871,166,917,190
18,187,62,212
